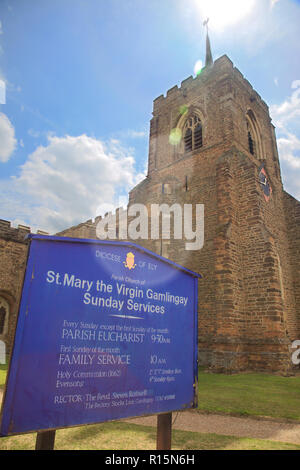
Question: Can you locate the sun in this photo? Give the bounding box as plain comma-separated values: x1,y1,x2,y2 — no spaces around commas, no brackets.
194,0,256,31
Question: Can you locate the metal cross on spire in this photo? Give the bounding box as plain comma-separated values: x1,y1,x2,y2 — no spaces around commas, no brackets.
203,17,209,32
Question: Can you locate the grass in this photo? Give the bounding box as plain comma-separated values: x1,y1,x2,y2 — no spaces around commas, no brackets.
1,365,300,449
197,370,300,421
0,422,299,451
2,365,300,421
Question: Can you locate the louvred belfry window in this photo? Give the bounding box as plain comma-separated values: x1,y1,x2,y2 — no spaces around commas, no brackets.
183,115,203,152
184,127,192,152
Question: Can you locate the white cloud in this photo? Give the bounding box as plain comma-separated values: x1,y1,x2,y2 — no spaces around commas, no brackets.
1,134,145,233
126,129,147,139
0,21,3,35
114,128,148,140
270,81,300,129
270,81,300,199
292,80,300,90
28,128,40,138
0,79,5,104
0,112,17,162
277,132,300,169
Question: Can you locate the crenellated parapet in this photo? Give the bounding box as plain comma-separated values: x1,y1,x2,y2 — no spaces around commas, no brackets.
0,219,49,244
152,55,269,116
55,206,129,241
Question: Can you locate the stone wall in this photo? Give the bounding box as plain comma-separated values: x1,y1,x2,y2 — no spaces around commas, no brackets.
283,192,300,340
0,220,48,356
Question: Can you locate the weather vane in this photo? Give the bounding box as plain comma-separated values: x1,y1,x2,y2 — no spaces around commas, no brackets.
203,17,209,33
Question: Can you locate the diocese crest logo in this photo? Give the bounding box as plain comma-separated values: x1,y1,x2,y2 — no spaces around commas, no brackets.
123,252,137,270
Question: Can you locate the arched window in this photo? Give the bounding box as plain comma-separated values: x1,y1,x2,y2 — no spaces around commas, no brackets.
183,115,203,153
247,122,256,156
0,297,9,336
246,110,263,159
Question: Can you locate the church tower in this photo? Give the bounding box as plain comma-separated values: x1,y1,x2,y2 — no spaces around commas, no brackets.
127,37,300,372
55,32,300,373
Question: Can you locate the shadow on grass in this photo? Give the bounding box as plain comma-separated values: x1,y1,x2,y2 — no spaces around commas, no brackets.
1,421,300,450
53,421,300,451
55,421,158,450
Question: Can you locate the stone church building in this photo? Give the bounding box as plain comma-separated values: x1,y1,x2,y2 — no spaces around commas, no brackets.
1,39,299,372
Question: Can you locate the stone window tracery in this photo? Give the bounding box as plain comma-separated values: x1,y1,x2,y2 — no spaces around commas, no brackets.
246,110,263,160
183,115,203,152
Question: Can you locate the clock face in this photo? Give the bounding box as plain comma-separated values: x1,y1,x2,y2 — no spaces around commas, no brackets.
259,165,272,202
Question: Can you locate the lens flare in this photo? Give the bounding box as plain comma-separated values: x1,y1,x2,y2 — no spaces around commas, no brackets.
195,0,255,31
193,60,203,77
179,105,189,115
169,128,182,146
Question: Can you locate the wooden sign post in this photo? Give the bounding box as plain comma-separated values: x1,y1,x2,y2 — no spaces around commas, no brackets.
156,412,172,450
35,430,56,450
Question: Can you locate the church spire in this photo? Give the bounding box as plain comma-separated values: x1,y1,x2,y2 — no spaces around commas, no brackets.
203,18,213,67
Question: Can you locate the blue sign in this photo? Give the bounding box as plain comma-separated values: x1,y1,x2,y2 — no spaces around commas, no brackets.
0,236,200,436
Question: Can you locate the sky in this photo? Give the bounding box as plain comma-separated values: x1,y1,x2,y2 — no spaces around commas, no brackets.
0,0,300,233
